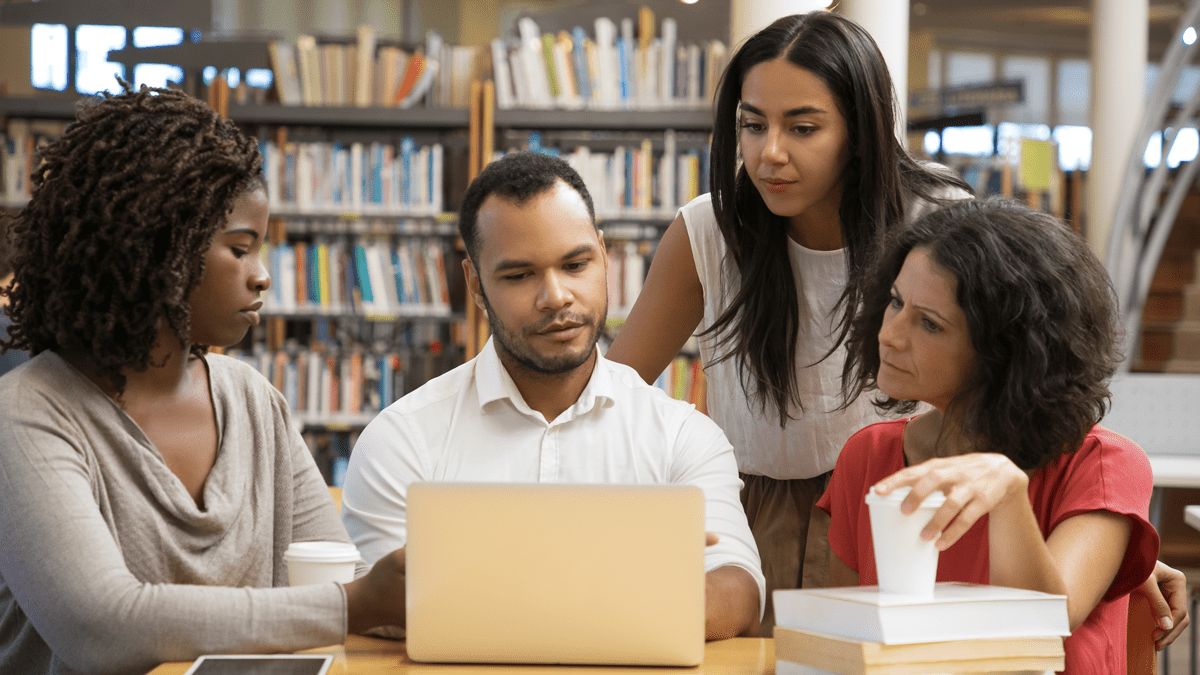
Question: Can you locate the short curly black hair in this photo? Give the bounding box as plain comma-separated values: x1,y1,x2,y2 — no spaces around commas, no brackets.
841,197,1122,469
2,85,264,394
458,151,595,264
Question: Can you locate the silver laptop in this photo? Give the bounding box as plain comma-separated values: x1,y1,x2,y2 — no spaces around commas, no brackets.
405,482,706,666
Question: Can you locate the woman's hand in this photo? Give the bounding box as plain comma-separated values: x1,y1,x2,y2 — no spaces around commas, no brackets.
1138,560,1190,649
873,453,1029,551
343,547,406,634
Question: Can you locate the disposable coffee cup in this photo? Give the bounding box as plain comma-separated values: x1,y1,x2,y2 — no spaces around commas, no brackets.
283,541,361,586
864,486,947,596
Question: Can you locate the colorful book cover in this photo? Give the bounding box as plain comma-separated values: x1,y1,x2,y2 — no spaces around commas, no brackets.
352,245,374,304
615,37,629,104
398,248,412,303
392,52,426,105
316,241,331,307
540,33,561,98
400,137,414,207
571,27,591,101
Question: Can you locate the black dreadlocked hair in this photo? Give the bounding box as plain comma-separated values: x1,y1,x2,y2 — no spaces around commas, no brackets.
1,85,264,394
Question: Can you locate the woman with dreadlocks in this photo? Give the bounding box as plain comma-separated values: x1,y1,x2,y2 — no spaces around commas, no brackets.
0,87,406,675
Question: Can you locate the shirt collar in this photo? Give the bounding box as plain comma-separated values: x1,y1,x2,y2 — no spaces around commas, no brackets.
474,337,617,419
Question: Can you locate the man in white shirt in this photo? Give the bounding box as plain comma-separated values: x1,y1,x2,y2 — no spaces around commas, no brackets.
342,151,764,640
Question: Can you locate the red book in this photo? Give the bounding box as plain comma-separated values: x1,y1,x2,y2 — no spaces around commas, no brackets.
392,52,427,106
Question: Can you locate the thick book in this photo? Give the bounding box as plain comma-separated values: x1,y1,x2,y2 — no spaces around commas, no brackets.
773,582,1069,645
774,626,1064,675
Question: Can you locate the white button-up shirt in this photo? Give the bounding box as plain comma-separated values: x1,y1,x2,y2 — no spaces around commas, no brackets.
342,338,765,612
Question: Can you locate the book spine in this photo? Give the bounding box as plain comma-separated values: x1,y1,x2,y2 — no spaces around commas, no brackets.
571,27,591,102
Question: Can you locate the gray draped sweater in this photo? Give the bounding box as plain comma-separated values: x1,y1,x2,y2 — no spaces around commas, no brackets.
0,352,360,675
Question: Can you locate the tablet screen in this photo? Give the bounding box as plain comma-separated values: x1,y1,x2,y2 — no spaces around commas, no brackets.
182,655,332,675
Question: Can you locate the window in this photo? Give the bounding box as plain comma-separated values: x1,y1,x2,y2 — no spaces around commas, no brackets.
941,125,995,157
945,52,994,87
133,64,185,89
132,26,183,48
75,25,126,95
1056,59,1089,127
1001,55,1049,124
1052,125,1092,171
30,23,68,91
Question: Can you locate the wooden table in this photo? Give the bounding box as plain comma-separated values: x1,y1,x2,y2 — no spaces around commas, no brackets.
147,635,776,675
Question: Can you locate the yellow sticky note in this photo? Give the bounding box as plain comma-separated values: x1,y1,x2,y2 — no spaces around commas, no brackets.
1020,139,1053,191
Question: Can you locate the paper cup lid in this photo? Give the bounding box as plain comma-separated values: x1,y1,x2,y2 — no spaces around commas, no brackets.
864,485,947,508
283,541,361,563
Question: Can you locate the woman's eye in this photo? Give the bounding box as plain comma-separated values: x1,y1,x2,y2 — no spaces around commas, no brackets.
794,126,817,136
922,317,942,333
232,248,249,259
889,295,902,309
739,121,765,133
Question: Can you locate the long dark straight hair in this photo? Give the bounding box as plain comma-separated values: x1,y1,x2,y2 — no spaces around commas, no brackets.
705,11,970,426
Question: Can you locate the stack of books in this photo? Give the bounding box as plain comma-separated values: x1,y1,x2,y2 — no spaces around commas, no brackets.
772,582,1069,675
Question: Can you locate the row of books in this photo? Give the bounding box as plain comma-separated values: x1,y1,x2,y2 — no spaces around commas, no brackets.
269,26,457,108
260,237,452,317
494,9,728,110
229,340,702,437
501,130,709,219
228,339,458,425
261,139,444,216
606,240,648,317
562,132,706,218
653,355,707,413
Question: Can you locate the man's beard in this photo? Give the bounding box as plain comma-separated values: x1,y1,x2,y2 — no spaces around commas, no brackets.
479,288,605,376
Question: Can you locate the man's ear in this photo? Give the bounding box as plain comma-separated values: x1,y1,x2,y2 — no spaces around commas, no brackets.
596,229,607,271
463,257,487,314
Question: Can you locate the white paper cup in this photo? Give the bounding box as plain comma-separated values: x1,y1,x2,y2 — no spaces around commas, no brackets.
864,486,947,596
284,541,361,586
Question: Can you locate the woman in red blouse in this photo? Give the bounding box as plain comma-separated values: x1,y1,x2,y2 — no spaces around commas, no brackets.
821,198,1158,674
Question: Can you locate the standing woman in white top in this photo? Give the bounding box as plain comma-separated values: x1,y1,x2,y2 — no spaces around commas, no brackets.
607,10,969,633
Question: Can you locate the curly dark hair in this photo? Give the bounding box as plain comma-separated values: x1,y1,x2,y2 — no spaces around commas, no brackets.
706,11,971,426
1,86,264,394
459,151,595,264
841,198,1122,469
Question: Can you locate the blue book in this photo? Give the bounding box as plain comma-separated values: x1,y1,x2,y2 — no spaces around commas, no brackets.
360,148,369,209
392,249,408,304
615,37,629,104
372,142,384,205
352,245,374,303
257,141,269,182
331,142,344,204
307,242,320,305
400,137,414,206
571,27,591,101
284,149,296,203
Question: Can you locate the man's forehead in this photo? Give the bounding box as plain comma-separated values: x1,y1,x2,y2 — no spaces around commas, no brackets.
476,185,595,250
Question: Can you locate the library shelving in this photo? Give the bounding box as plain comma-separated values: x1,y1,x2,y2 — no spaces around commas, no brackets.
225,99,471,457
